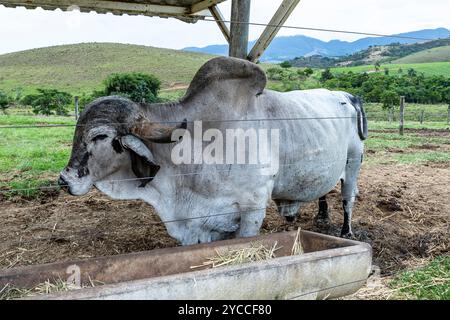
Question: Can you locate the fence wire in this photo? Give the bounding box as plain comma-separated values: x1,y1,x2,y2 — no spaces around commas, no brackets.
0,112,449,130
200,17,436,42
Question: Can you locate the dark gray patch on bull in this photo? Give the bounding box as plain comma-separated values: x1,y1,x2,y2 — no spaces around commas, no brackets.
77,152,91,178
347,94,368,140
78,167,90,178
341,199,351,236
69,96,138,170
129,152,160,188
112,138,123,153
80,152,91,167
92,134,108,142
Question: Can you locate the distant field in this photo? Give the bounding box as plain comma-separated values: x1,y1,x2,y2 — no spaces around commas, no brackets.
331,61,450,77
393,46,450,64
0,43,214,95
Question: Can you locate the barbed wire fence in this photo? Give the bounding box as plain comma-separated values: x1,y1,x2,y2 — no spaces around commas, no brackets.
0,16,449,299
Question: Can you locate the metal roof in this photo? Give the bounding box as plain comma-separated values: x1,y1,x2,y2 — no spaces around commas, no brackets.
0,0,227,22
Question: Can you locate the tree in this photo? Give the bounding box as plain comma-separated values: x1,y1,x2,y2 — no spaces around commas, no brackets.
22,89,72,115
374,62,381,72
320,68,334,82
0,90,11,114
380,89,399,110
103,72,161,103
303,67,314,77
279,61,292,69
407,68,417,77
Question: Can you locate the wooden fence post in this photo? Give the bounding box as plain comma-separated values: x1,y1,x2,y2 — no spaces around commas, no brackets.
388,109,393,123
74,96,79,120
399,96,405,136
447,106,450,124
420,110,424,124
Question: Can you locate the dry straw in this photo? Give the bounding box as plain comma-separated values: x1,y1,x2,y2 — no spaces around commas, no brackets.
0,279,81,300
192,228,304,269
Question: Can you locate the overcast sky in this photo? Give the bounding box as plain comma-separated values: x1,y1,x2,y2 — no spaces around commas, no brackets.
0,0,449,55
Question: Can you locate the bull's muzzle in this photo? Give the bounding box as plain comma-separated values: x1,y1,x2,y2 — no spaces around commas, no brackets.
58,175,71,194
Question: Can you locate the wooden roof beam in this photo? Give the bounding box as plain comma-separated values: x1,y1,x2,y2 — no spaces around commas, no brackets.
247,0,301,62
0,0,216,20
190,0,225,13
209,5,230,44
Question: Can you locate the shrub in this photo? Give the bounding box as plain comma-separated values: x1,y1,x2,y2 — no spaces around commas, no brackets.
22,89,72,116
320,69,334,83
0,90,11,113
303,68,314,77
103,72,161,103
279,61,292,69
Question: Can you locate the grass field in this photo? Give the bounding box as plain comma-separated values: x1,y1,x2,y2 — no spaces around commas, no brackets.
389,256,450,299
332,61,450,77
393,45,450,64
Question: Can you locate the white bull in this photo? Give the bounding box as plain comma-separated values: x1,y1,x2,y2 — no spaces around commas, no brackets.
59,57,367,245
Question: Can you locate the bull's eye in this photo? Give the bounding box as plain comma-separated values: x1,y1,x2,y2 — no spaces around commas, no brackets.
91,134,108,142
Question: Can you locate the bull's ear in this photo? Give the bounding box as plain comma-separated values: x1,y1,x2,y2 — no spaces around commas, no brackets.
182,57,267,102
120,135,160,187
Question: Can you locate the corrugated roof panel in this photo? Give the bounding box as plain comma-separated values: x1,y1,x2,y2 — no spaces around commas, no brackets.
0,0,226,22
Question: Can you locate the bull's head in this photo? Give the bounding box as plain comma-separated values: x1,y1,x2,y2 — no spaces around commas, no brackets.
58,96,186,195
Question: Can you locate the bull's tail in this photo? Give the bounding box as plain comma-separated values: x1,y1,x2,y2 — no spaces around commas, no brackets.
348,95,368,141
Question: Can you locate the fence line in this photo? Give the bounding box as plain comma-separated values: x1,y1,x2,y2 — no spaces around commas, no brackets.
0,157,364,194
1,183,448,225
1,113,450,130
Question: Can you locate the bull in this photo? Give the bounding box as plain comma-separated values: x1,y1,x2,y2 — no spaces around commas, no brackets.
59,57,367,245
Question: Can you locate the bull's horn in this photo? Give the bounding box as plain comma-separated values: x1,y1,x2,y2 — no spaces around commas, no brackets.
131,116,187,144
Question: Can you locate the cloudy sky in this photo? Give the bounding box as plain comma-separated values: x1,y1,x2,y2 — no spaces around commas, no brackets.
0,0,449,55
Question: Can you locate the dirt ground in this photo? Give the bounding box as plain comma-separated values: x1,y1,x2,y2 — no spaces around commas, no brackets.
1,162,448,276
1,127,449,281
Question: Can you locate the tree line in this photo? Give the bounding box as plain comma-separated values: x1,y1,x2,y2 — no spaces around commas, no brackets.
0,72,161,115
320,69,450,108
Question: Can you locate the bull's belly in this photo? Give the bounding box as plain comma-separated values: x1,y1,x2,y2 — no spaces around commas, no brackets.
272,160,346,202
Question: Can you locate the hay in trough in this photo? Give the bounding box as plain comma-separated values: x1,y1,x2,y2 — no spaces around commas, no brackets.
192,230,304,270
0,279,81,300
191,241,282,269
291,227,304,255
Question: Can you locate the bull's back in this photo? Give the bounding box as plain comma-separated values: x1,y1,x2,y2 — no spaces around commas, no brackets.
263,89,362,201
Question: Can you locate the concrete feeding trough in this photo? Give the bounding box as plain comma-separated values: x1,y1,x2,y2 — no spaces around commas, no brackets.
0,230,372,300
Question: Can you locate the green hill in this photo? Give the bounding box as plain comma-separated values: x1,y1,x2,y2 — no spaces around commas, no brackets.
331,61,450,77
0,43,214,95
393,46,450,63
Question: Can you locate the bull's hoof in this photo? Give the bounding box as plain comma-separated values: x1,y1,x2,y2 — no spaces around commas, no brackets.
314,215,330,226
340,231,354,239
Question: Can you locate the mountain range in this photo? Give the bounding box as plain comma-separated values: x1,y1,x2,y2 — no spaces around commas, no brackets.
184,27,450,62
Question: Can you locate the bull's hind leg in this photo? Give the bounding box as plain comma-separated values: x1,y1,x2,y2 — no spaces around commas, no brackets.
340,156,363,238
316,195,329,221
